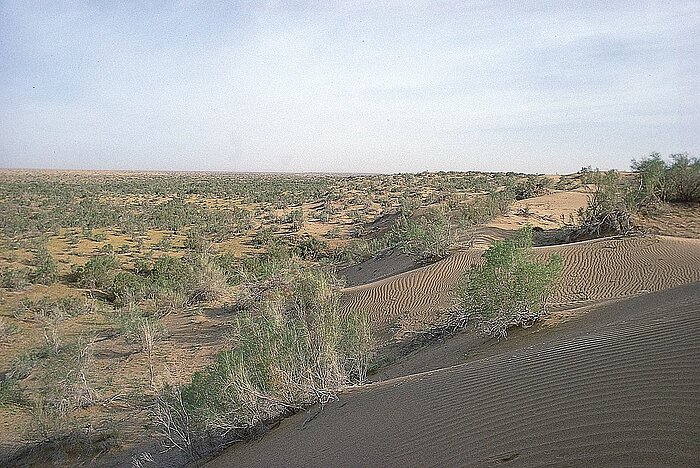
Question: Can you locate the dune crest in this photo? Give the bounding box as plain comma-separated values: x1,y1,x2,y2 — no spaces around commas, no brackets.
341,235,700,335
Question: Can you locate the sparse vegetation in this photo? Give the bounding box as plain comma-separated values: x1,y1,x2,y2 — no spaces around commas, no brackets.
1,164,694,465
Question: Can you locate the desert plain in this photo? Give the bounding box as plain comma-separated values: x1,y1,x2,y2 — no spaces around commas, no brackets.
0,164,699,466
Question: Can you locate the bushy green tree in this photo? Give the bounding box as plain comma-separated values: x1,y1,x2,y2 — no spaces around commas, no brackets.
73,254,120,290
632,152,700,204
453,226,562,337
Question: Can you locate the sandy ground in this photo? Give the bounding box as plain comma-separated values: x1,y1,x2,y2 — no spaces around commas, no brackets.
206,188,700,467
3,174,700,466
340,235,700,338
208,282,700,467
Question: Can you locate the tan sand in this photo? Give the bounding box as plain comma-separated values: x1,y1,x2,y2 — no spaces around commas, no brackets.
340,235,700,337
208,282,700,467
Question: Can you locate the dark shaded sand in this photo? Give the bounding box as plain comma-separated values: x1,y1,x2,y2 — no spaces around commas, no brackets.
208,282,700,467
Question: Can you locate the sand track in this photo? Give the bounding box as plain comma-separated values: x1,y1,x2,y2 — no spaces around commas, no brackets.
340,235,700,334
209,282,700,467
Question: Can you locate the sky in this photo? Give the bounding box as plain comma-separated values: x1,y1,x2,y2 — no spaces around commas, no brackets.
0,1,698,174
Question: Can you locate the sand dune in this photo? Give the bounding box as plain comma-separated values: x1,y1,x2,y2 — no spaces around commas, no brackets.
208,282,700,467
340,235,700,335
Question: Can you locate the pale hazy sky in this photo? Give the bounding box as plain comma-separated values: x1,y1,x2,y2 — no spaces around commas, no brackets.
1,1,698,173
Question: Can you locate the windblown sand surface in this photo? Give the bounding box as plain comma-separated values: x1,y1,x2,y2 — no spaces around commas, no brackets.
208,282,700,467
340,235,700,336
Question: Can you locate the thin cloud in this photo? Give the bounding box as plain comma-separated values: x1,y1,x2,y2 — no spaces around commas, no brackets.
0,1,697,173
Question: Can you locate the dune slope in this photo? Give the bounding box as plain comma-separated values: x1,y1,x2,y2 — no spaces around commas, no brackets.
209,282,700,467
340,235,700,334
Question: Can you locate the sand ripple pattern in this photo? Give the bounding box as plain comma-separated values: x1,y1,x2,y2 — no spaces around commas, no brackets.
340,235,700,331
211,283,700,467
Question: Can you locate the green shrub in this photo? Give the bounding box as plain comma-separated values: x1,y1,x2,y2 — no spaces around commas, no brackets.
109,308,164,347
286,208,305,232
149,256,192,294
0,378,25,407
10,347,51,380
292,235,328,260
73,254,121,290
459,192,513,226
573,169,636,239
632,152,668,205
632,152,700,204
2,267,30,290
0,317,19,340
511,176,550,200
388,210,455,260
29,247,59,285
666,153,700,202
14,297,92,322
187,254,230,303
173,265,371,443
110,271,149,307
453,226,562,337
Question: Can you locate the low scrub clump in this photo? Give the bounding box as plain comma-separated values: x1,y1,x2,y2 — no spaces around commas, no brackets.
108,253,230,310
506,175,551,201
2,267,30,290
72,254,121,290
388,209,456,260
155,263,371,456
0,378,25,407
29,246,59,285
572,169,637,240
452,227,562,338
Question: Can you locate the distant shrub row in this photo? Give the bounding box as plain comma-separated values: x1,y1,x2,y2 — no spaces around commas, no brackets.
342,191,513,264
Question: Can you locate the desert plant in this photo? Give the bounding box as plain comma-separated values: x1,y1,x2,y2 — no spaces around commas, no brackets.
286,208,305,232
1,267,30,290
452,226,562,338
164,264,371,451
29,246,59,285
187,254,230,303
152,387,198,458
0,317,19,341
139,318,162,388
631,152,700,204
573,169,636,239
110,271,150,307
632,152,668,205
292,235,328,260
665,153,700,202
24,338,100,444
14,297,92,355
389,210,455,260
73,254,121,290
110,309,164,346
0,378,25,407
